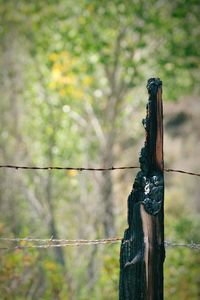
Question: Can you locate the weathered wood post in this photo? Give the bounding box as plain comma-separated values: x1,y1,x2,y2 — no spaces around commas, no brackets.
119,78,165,300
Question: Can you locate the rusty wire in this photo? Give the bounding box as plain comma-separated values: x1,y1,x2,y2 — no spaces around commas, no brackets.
0,165,200,177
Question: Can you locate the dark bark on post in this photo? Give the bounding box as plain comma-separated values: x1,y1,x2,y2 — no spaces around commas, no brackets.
119,78,165,300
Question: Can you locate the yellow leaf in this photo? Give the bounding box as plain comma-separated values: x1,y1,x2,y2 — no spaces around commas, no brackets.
52,68,62,80
82,76,93,86
44,261,57,271
48,53,58,62
59,89,66,96
19,240,28,246
67,170,78,177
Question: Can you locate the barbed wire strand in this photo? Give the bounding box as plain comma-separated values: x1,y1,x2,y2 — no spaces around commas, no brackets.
0,237,121,243
0,165,200,177
0,237,200,251
164,241,200,250
164,168,200,177
0,165,138,171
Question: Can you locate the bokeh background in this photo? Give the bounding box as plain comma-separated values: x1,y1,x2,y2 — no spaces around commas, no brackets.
0,1,200,299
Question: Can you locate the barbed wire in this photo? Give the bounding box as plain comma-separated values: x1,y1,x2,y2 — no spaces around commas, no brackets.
0,237,121,250
0,237,121,244
164,241,200,250
0,237,200,251
0,165,139,171
0,165,200,177
164,168,200,177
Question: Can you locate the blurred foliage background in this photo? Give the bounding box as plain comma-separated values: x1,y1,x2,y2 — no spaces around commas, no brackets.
0,0,200,299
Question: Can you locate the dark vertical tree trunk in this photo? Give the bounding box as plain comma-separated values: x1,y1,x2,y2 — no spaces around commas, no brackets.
119,78,165,300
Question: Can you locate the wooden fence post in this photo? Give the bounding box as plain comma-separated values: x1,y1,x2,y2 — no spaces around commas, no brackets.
119,78,165,300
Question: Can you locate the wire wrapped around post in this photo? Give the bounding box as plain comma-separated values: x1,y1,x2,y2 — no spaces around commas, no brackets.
119,78,165,300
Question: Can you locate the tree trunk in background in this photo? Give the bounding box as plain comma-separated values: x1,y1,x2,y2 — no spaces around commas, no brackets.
0,31,25,236
46,169,66,266
46,134,75,300
39,79,75,298
39,69,66,266
100,132,116,237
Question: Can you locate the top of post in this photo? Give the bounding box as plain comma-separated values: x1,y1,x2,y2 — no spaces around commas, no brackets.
147,78,162,95
139,78,163,174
